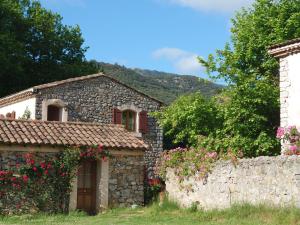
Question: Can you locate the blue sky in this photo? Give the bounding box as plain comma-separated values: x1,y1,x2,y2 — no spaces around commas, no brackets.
40,0,254,80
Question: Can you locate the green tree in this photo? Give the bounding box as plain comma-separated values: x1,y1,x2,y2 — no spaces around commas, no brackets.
0,0,98,97
153,92,222,149
199,0,300,156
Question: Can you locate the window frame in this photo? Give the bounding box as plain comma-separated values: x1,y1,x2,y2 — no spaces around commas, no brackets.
42,99,68,122
122,110,137,132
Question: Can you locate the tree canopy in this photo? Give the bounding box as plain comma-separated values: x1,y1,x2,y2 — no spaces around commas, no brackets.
0,0,98,97
153,92,222,149
200,0,300,157
157,0,300,157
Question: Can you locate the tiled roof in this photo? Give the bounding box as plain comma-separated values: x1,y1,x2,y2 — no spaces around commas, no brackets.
0,73,163,107
0,119,148,150
268,38,300,58
269,38,300,50
0,90,34,108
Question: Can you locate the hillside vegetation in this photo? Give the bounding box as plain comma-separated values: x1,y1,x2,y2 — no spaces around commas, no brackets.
97,62,223,104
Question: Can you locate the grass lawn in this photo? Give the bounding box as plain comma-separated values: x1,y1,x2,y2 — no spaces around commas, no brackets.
1,201,300,225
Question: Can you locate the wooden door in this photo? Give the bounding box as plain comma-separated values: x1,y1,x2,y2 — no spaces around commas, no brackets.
77,161,97,214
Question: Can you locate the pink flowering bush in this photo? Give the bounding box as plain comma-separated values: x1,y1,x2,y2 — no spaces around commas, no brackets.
277,126,300,155
156,147,222,182
0,145,111,215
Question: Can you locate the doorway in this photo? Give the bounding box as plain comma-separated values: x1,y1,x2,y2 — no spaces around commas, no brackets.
77,160,97,214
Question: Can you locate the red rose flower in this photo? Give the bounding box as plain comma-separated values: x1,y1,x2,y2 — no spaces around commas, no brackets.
22,175,29,183
40,162,46,169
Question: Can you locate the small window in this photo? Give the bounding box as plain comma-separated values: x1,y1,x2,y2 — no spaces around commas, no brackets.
47,105,61,121
122,110,136,132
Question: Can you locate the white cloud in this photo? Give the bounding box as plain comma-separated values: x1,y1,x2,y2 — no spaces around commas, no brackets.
153,47,203,75
161,0,254,13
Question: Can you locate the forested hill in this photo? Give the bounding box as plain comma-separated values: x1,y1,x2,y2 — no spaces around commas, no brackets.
97,62,223,104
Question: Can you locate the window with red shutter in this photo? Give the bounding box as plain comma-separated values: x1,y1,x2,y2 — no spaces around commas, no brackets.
122,110,136,132
139,111,148,133
112,108,122,124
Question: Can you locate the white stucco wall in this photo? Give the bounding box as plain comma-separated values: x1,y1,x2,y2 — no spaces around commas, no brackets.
286,53,300,126
0,98,36,119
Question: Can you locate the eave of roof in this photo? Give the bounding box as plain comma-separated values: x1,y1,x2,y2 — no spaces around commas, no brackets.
0,73,164,107
0,119,148,151
268,38,300,58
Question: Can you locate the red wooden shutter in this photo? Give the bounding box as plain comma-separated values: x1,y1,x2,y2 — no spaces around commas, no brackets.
139,111,148,133
112,108,122,124
11,111,16,119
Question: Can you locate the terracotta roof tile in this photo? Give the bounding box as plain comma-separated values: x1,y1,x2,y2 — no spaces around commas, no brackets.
269,37,300,50
0,119,148,151
268,37,300,58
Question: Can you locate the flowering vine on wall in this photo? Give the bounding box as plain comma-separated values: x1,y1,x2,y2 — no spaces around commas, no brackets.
277,126,300,155
155,146,241,192
0,144,111,215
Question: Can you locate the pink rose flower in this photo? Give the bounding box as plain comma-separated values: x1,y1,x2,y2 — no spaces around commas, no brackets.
276,127,285,138
289,145,298,153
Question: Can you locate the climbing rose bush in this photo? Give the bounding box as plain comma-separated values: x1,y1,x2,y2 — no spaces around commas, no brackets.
156,147,221,182
277,126,300,155
156,147,241,184
0,145,111,215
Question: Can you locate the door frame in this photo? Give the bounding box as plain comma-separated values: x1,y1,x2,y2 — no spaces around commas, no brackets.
76,160,97,214
69,159,109,213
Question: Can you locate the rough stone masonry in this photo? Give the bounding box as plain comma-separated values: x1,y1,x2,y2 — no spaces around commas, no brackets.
166,156,300,210
34,75,163,177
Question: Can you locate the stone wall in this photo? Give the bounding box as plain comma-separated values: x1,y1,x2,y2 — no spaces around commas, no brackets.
0,151,56,170
34,76,163,177
279,57,290,129
166,156,300,210
108,155,144,207
279,53,300,154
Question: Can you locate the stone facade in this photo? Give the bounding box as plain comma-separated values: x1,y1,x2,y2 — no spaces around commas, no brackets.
269,39,300,154
0,151,56,170
1,148,145,211
279,57,290,129
33,75,163,177
166,156,300,210
109,155,144,207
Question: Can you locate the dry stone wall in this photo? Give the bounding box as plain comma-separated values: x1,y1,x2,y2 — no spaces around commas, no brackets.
108,155,144,207
166,156,300,210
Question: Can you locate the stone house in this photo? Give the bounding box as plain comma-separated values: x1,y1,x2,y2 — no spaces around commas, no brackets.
0,73,164,213
269,38,300,153
0,73,163,175
0,119,147,213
